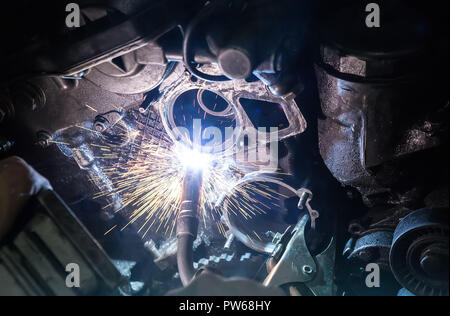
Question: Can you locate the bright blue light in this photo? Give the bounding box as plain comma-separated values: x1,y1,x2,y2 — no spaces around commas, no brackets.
175,145,212,171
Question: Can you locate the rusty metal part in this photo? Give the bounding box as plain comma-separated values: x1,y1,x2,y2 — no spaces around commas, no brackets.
316,3,448,209
13,76,143,139
343,206,413,269
93,111,124,133
156,69,307,152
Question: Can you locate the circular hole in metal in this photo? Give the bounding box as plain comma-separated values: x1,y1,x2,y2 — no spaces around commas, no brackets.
303,265,313,274
171,89,237,151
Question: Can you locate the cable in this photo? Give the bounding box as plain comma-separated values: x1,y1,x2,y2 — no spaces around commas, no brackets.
182,0,231,82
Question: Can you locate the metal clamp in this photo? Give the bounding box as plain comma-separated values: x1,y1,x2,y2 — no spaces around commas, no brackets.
264,215,336,296
217,173,321,255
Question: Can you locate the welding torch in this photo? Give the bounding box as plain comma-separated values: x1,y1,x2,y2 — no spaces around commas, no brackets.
177,167,204,286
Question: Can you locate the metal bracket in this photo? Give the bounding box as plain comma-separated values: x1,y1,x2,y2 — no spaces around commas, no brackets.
217,173,321,255
264,215,336,296
297,189,320,229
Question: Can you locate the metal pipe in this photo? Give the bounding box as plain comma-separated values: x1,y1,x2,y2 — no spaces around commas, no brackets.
176,168,203,286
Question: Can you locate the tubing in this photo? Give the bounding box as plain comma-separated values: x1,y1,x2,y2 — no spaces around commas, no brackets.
176,168,203,286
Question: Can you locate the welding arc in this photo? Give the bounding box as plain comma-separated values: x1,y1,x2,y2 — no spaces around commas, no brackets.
177,168,204,286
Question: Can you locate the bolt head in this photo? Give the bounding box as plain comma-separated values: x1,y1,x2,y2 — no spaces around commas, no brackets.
218,48,253,80
94,123,106,132
420,246,449,280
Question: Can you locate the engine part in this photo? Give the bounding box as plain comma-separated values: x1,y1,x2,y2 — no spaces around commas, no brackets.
0,0,447,298
156,69,307,152
93,111,124,133
84,43,170,95
218,173,319,255
2,0,203,78
0,190,126,296
167,270,285,296
344,231,393,269
182,0,230,82
12,76,144,139
263,214,336,296
390,208,449,296
343,206,413,268
315,2,448,208
193,252,252,270
183,0,309,86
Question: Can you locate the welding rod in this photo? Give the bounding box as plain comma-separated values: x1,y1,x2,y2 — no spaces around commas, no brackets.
176,167,203,286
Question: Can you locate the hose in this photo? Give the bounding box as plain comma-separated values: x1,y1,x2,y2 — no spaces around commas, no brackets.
177,234,197,286
176,168,203,286
182,0,231,82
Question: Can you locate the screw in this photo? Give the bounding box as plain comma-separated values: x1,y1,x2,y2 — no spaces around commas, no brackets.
224,233,235,250
94,116,110,132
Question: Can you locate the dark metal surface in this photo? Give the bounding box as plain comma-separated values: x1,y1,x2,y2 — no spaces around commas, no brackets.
390,207,449,296
11,75,144,140
84,43,170,95
316,1,448,209
0,190,126,296
344,231,393,269
316,59,447,207
2,0,202,79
